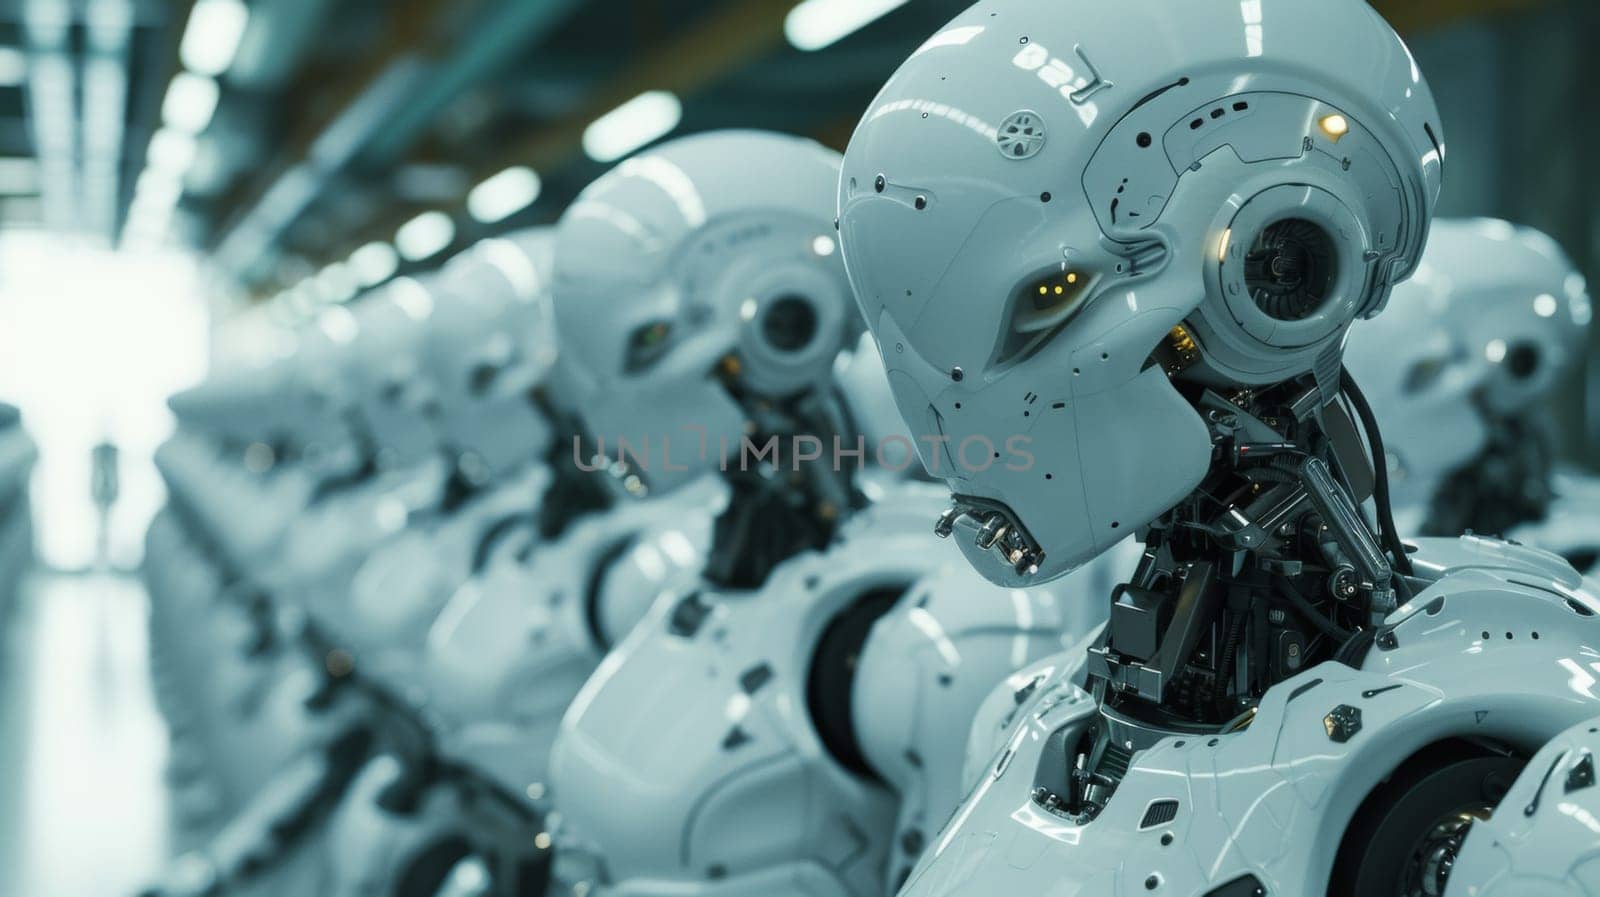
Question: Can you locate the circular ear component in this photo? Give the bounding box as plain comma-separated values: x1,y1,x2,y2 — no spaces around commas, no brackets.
1214,183,1372,352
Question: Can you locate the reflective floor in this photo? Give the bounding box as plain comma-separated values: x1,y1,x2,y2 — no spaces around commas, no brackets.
0,572,171,897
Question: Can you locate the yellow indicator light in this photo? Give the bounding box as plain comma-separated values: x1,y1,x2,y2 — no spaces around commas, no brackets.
1038,285,1048,295
1054,285,1065,295
1067,272,1078,284
1218,228,1232,263
1319,114,1350,141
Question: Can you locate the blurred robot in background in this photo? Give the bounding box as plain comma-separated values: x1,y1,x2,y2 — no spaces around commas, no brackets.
541,129,1123,897
1346,217,1600,572
0,404,35,624
144,233,582,896
835,1,1600,896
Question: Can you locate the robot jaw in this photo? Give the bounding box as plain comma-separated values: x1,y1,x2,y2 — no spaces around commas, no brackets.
934,496,1047,586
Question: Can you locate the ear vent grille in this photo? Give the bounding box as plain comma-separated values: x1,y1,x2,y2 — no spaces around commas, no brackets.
1139,799,1180,829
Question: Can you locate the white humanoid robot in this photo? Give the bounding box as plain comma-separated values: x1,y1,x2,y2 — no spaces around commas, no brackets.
276,229,708,897
538,129,1123,897
1345,217,1600,571
143,240,571,897
835,2,1600,895
0,404,34,623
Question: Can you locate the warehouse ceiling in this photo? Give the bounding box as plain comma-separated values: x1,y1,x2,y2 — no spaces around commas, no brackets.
0,0,1551,312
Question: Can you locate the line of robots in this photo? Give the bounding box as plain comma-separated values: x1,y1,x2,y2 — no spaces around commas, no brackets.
138,2,1600,896
0,405,33,625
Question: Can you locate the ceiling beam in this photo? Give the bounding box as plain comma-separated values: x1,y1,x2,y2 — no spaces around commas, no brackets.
288,0,798,290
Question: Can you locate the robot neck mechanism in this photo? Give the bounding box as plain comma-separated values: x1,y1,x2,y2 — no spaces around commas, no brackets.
538,396,616,542
702,384,866,591
1058,368,1416,821
1422,407,1555,538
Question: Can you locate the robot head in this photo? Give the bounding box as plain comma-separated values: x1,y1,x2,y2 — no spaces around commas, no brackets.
1346,218,1589,516
411,230,558,484
343,288,440,470
552,130,858,497
838,0,1442,584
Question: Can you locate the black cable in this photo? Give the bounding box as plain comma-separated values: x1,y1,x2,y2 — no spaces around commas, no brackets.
1339,367,1415,576
1273,573,1353,642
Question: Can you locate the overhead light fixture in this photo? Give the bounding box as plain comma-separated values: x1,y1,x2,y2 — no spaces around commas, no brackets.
349,241,400,288
784,0,910,52
316,262,358,304
0,47,27,87
396,210,456,262
582,91,683,163
147,127,198,176
467,166,542,224
162,72,221,135
134,168,183,208
317,305,360,345
180,0,250,77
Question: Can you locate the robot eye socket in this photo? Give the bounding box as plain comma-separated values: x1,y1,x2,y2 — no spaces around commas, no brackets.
993,269,1093,367
624,320,674,373
760,295,819,353
1243,218,1337,321
468,361,503,396
1505,342,1541,381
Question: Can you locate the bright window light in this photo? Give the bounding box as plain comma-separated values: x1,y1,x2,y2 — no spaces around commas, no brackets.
348,241,400,287
395,211,456,262
0,46,27,87
582,91,683,163
785,0,909,52
467,166,542,223
180,0,250,77
161,72,220,135
146,128,198,176
0,157,39,194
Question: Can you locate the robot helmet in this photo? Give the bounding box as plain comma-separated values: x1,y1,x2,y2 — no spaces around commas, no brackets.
838,0,1442,584
552,130,858,496
411,229,558,483
1345,218,1589,517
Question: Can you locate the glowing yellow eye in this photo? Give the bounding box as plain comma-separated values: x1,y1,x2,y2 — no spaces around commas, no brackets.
1066,272,1078,284
1038,286,1048,295
1054,285,1064,295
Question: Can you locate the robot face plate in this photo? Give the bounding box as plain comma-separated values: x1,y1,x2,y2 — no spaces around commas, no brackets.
552,131,857,497
838,0,1441,584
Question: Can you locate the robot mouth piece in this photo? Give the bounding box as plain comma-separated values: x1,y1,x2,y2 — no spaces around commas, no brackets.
935,497,1045,579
